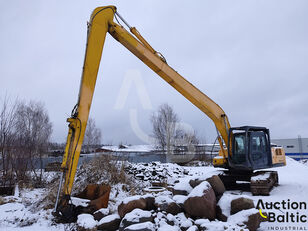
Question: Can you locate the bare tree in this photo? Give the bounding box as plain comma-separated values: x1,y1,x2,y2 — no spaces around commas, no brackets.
175,129,199,147
0,98,52,185
151,104,180,154
0,96,18,184
14,101,52,183
151,103,200,156
83,117,102,153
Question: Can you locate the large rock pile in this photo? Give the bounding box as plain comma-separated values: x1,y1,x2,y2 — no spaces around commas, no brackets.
124,162,186,183
77,174,265,231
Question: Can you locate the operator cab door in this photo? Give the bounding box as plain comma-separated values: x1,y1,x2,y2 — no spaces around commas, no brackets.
229,126,272,171
232,133,247,165
249,132,270,169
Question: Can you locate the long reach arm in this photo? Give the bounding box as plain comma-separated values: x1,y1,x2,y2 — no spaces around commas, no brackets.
56,6,231,212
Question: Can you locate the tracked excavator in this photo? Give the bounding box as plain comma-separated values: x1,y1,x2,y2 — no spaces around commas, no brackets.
54,6,286,222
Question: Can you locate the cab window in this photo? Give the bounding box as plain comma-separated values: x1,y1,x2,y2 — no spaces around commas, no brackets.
233,134,246,164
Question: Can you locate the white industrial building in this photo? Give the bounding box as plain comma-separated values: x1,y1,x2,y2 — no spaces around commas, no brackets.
271,137,308,160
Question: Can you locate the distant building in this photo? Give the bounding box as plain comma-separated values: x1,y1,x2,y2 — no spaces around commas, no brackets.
272,138,308,160
99,144,156,153
98,144,220,164
99,144,220,155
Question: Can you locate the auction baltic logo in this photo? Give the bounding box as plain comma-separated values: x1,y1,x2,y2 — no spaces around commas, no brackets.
257,199,307,230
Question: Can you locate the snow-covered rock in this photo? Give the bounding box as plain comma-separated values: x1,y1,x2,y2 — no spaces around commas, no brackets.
155,196,182,215
124,221,155,231
77,214,97,230
179,218,193,231
184,181,216,220
157,223,180,231
228,208,262,231
217,193,252,217
125,162,184,183
142,194,156,210
71,196,90,207
186,225,198,231
93,207,110,221
205,175,226,198
118,196,147,218
97,214,121,231
172,194,187,209
155,195,174,205
173,178,193,195
230,197,254,215
120,208,153,230
187,181,211,198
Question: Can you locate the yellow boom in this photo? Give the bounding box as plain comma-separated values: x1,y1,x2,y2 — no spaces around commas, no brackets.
55,5,231,212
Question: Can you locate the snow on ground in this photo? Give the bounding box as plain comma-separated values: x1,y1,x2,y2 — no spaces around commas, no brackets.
217,157,308,229
253,157,308,230
299,159,308,166
0,157,307,230
0,188,66,231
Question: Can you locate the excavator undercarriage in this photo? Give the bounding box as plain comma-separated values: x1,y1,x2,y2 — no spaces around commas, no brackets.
219,170,279,196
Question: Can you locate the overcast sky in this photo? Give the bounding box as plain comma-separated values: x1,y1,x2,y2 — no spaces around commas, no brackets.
1,0,308,145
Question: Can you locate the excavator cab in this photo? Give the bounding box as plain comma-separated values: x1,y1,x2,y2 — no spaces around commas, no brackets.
216,126,284,195
228,126,272,171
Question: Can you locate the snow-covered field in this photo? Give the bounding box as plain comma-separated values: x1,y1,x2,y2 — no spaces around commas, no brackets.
220,157,308,230
0,157,307,230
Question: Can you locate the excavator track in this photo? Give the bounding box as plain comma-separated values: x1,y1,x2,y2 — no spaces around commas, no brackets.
218,170,279,196
250,171,278,196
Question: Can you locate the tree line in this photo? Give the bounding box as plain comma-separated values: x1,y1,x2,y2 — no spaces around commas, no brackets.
0,97,52,186
0,96,103,186
0,94,198,186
